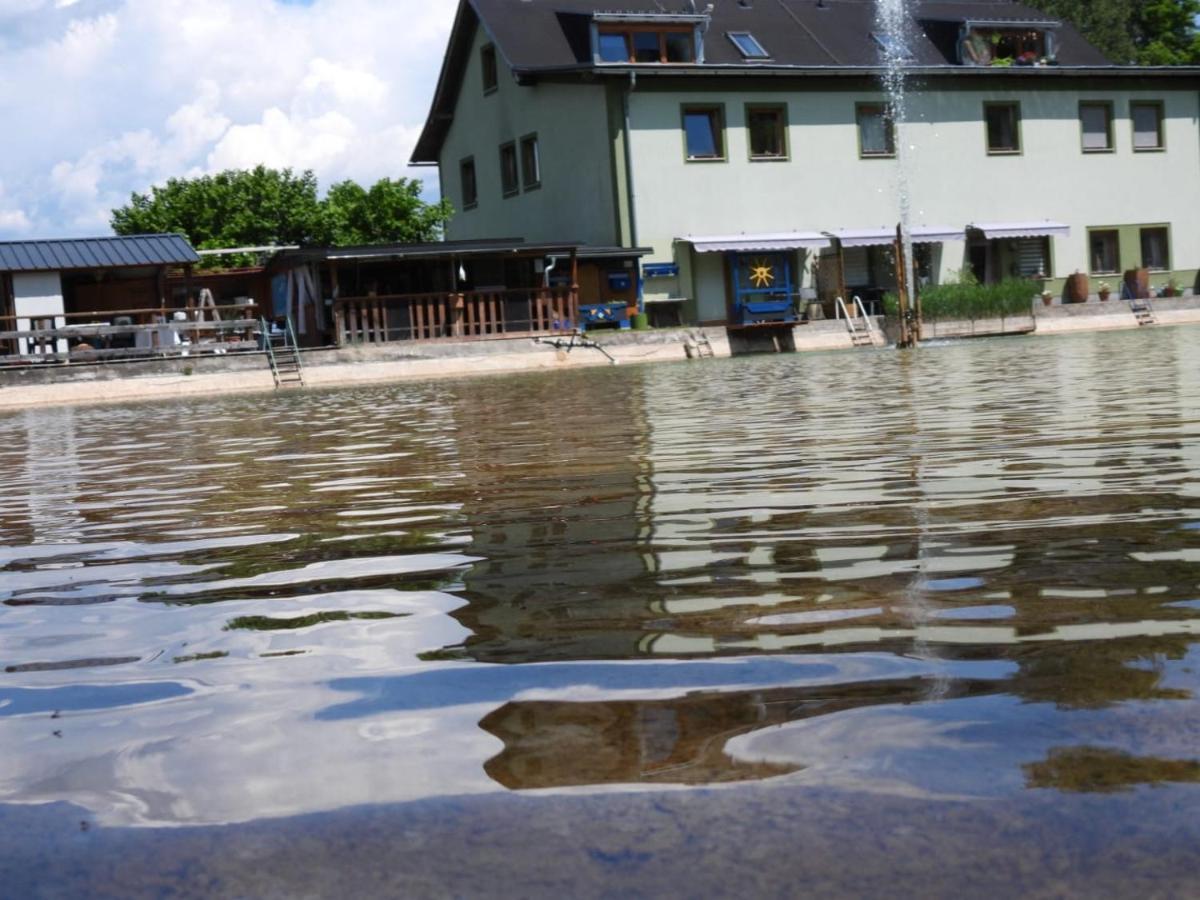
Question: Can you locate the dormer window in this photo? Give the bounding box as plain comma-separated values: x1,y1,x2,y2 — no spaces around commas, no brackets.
958,22,1057,66
728,32,770,60
592,13,704,65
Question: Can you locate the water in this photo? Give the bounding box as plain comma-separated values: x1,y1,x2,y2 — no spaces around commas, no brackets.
3,328,1200,896
876,0,917,322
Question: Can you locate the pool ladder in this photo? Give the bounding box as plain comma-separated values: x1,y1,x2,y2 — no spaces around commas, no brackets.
1130,297,1157,327
263,317,305,389
836,296,878,347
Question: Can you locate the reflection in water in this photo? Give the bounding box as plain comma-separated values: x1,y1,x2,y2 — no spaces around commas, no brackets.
2,329,1200,834
1025,746,1200,793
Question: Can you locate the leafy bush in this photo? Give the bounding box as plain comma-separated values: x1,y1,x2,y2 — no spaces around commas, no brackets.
882,278,1037,322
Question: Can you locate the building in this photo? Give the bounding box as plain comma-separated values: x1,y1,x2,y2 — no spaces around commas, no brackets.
412,0,1200,326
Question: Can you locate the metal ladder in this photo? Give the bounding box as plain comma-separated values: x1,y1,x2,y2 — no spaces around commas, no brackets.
685,331,715,359
836,296,877,347
1130,297,1157,327
262,317,304,388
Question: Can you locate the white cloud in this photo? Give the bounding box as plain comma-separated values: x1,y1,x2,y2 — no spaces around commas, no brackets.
0,0,459,237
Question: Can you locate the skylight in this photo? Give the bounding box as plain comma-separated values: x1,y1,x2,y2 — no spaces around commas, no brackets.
871,32,914,61
727,31,770,60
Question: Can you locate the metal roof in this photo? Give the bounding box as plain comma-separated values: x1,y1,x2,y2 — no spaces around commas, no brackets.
273,238,585,266
0,234,200,273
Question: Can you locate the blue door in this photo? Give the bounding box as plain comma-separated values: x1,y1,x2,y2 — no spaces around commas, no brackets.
730,253,795,325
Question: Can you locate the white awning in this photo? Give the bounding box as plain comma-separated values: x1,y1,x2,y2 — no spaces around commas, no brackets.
970,221,1071,240
683,231,830,253
827,225,965,247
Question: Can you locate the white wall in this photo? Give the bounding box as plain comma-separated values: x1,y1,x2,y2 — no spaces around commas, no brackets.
13,271,66,355
440,25,620,247
626,83,1200,292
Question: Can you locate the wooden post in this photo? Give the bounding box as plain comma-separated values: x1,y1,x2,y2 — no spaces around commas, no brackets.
569,248,579,331
894,225,913,348
835,240,847,311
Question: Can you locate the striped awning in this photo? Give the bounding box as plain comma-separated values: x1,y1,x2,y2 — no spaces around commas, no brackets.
683,231,830,253
827,225,965,247
970,221,1071,240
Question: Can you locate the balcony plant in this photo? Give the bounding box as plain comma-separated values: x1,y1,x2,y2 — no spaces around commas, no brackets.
1163,277,1181,298
1097,281,1112,302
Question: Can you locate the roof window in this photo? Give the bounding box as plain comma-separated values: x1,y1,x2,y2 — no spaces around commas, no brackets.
727,31,770,59
958,22,1057,66
871,32,914,62
596,25,697,64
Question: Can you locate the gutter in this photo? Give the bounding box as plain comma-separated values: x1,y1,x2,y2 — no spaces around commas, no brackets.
622,72,639,250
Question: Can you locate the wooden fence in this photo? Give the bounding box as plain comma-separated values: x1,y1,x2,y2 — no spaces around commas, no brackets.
334,287,579,346
0,304,260,365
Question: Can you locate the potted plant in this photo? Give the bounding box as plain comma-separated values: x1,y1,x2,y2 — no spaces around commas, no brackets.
1163,278,1180,298
1041,289,1054,307
1097,281,1112,302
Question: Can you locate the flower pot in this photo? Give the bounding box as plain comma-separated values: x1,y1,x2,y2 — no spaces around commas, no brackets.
1041,294,1053,307
1065,273,1090,304
1098,290,1110,302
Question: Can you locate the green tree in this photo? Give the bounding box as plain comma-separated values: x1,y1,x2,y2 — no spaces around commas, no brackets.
320,177,452,246
1032,0,1199,64
1132,0,1200,64
111,166,326,250
112,167,453,261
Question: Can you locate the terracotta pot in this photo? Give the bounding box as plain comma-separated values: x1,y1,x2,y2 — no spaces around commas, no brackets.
1124,268,1150,300
1041,294,1053,307
1098,290,1110,302
1164,286,1178,298
1065,273,1090,304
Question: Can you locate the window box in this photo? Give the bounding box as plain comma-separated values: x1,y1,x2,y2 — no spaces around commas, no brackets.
682,106,725,161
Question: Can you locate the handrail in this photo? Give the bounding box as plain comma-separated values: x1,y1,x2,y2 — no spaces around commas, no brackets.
853,296,874,330
834,296,849,321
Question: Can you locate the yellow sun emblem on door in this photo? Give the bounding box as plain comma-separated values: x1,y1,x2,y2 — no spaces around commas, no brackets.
748,259,775,289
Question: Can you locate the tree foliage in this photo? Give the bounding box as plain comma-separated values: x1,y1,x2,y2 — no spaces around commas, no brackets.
111,165,453,254
1032,1,1199,65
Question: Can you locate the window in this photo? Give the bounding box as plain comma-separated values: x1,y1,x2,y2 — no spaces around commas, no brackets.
597,32,630,62
984,103,1021,154
747,105,787,160
597,27,695,63
1089,229,1120,274
682,106,724,161
481,44,498,94
1141,227,1170,271
871,32,914,62
856,103,895,158
959,27,1051,66
728,32,770,59
499,142,519,197
460,157,477,209
1014,237,1050,277
1131,101,1164,151
520,134,540,190
1079,102,1113,152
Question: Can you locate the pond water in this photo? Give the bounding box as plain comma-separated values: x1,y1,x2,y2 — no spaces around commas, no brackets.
3,327,1200,896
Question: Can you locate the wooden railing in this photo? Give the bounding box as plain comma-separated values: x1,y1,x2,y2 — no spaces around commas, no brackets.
334,287,579,346
0,303,260,365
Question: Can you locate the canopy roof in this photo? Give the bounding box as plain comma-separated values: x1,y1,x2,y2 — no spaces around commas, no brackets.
683,232,831,253
827,225,965,247
970,221,1071,240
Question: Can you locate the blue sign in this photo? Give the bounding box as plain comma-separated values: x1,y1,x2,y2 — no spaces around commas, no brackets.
643,263,679,278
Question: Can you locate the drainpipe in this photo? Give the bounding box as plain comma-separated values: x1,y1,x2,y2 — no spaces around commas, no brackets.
622,72,639,249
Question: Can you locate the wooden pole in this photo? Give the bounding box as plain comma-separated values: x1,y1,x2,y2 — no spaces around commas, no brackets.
569,248,579,331
894,225,912,347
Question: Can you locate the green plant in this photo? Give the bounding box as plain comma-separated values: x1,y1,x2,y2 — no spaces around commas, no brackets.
884,278,1038,322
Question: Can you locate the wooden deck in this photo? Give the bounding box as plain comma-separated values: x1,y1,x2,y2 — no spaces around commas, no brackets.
334,287,580,346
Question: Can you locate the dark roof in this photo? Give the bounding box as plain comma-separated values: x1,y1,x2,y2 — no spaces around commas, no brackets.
272,240,654,267
468,0,1110,69
412,0,1145,162
0,234,200,273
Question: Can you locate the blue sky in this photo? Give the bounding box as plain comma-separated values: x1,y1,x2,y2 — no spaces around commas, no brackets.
0,0,459,238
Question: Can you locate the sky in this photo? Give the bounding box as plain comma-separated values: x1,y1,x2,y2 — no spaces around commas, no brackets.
0,0,460,239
